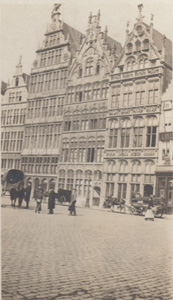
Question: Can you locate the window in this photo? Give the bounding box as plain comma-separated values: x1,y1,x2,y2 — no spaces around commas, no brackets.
143,39,149,50
136,82,145,105
79,91,83,102
144,160,155,183
146,126,157,147
75,170,83,196
62,139,69,162
136,40,141,51
112,85,120,108
131,183,140,197
64,121,71,131
106,172,115,197
148,80,159,104
139,57,148,69
96,63,100,74
79,67,82,78
123,84,132,107
120,119,131,148
86,58,93,75
162,149,169,160
84,170,92,197
59,170,65,189
90,119,98,129
96,137,104,162
118,183,127,200
67,170,74,190
108,120,118,148
15,77,19,87
127,58,136,71
87,148,95,162
127,43,133,52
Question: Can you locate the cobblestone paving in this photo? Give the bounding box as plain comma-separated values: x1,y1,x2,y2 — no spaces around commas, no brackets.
1,197,173,300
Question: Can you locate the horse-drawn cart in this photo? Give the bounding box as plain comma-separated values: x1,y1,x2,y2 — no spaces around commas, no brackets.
130,196,165,218
56,188,71,205
103,197,126,213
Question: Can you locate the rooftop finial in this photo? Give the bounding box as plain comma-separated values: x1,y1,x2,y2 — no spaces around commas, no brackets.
151,13,154,22
19,55,22,64
162,34,166,47
51,3,61,20
136,4,144,22
89,12,92,24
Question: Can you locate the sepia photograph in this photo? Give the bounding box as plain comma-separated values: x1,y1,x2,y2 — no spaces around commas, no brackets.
1,0,173,299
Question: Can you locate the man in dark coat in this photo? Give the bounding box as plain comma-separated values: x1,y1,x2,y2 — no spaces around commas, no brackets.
48,189,56,214
25,183,32,209
10,188,17,206
68,189,77,216
17,185,25,207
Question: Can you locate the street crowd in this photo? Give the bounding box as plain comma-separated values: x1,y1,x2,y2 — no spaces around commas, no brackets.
9,184,77,216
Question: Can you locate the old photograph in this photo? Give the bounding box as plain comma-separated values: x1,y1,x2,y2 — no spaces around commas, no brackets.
1,0,173,299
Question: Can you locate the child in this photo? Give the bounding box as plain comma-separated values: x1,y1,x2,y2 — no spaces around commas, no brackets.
35,186,43,213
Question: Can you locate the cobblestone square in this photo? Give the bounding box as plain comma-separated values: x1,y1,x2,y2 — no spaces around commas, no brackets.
1,198,173,300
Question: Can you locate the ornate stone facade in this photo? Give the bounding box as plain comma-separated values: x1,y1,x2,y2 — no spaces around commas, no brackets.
1,4,172,207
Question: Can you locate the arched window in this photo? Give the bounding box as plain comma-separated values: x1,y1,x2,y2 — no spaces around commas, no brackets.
94,170,102,181
139,56,148,69
127,43,133,52
120,118,131,148
86,58,93,75
132,160,141,173
84,170,92,196
119,160,128,173
15,77,19,87
146,116,158,147
96,63,100,74
79,67,82,78
75,170,83,196
136,40,141,51
143,39,149,50
126,57,136,71
67,169,74,190
144,160,155,184
133,117,144,147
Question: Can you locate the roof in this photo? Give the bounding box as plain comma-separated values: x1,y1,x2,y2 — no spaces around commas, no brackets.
162,79,173,101
63,23,85,57
144,23,172,67
22,73,30,91
1,81,7,95
106,35,122,56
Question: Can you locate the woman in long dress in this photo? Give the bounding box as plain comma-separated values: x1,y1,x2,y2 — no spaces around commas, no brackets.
145,196,154,221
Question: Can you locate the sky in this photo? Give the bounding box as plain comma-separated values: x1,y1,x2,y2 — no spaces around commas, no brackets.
0,0,173,82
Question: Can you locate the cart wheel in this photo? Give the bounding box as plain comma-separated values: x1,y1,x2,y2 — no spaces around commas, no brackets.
154,211,163,218
59,196,66,205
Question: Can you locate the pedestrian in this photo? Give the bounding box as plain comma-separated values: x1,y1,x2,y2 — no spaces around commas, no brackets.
48,189,56,214
68,188,77,216
144,195,154,221
17,185,25,207
10,187,17,206
24,183,32,209
35,186,43,213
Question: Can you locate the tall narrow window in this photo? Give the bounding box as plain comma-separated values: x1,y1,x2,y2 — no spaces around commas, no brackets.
112,85,120,108
96,63,100,74
15,77,19,87
146,126,157,147
86,58,93,75
123,84,132,107
148,80,159,104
